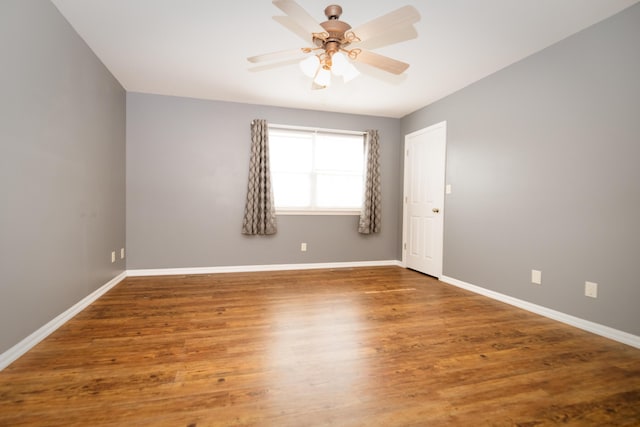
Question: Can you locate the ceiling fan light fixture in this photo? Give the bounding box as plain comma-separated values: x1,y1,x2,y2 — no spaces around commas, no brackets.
331,51,348,76
313,66,331,87
342,62,360,82
299,55,320,77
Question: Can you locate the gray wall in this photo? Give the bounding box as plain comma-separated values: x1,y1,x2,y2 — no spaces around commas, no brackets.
401,4,640,336
126,93,402,269
0,0,126,353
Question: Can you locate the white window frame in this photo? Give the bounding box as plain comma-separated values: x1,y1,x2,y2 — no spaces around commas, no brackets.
268,124,366,216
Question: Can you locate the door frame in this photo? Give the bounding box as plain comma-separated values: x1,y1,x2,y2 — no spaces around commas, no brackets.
402,121,447,277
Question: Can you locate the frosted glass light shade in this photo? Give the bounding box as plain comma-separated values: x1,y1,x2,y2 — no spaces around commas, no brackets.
299,55,320,78
314,67,331,87
331,52,348,76
342,62,360,83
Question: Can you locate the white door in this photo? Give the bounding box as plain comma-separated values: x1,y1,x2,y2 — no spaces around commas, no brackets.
402,122,446,277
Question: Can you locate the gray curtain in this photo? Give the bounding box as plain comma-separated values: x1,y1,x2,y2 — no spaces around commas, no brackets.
358,129,381,234
242,119,277,235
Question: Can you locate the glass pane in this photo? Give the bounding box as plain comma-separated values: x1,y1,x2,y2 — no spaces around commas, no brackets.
315,134,364,173
273,172,311,207
269,133,312,173
316,174,363,208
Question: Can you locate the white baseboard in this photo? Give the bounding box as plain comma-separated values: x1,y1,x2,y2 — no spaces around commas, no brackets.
440,275,640,349
127,259,403,277
0,271,127,371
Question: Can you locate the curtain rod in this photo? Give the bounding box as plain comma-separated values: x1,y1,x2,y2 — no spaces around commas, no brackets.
268,123,367,136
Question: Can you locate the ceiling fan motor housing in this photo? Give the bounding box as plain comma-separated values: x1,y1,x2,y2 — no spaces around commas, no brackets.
314,4,352,58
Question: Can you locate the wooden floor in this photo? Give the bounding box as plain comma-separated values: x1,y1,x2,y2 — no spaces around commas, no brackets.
1,267,639,426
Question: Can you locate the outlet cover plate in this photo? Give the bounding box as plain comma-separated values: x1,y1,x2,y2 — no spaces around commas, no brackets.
585,281,598,298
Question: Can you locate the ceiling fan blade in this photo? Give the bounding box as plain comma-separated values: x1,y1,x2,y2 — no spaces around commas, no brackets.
354,49,409,75
357,25,418,50
349,5,420,43
273,16,313,43
272,0,325,34
247,48,306,64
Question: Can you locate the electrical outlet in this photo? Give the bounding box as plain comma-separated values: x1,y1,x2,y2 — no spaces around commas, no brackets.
301,242,307,252
120,248,125,259
111,251,116,263
531,269,542,285
585,281,598,298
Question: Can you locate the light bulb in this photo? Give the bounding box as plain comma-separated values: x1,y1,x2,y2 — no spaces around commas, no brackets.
331,52,348,76
299,55,320,78
342,62,360,83
313,67,331,87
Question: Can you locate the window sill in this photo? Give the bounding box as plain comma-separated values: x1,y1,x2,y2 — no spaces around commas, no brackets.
276,209,360,216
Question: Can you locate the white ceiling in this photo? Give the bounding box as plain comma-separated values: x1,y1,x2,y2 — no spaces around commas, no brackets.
51,0,638,118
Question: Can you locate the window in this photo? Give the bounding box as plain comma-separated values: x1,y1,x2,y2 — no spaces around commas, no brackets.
268,126,365,214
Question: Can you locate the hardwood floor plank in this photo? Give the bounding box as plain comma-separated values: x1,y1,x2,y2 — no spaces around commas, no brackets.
1,267,638,426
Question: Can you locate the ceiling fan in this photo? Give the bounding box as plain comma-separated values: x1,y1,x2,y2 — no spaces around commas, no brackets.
248,0,420,88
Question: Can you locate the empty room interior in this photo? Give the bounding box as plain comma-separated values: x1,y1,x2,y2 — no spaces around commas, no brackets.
1,0,639,425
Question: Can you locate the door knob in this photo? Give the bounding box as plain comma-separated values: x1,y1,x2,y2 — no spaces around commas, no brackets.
432,208,440,213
